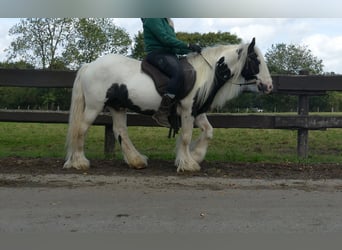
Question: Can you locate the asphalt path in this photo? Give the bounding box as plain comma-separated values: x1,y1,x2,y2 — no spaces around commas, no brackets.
0,174,342,233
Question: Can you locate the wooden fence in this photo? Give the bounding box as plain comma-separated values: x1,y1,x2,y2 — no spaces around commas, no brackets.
1,68,342,158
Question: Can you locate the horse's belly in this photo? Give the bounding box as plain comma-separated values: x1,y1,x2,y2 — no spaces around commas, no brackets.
126,76,162,111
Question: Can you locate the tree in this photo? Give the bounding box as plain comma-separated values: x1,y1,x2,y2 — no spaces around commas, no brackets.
265,43,324,75
6,18,132,69
6,18,74,69
131,31,241,60
176,31,241,47
131,31,145,60
223,43,326,112
264,43,329,111
63,18,131,68
3,18,132,110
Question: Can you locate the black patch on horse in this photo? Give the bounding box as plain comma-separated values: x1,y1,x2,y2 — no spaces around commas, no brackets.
192,57,232,116
105,83,154,115
241,38,260,81
241,52,260,80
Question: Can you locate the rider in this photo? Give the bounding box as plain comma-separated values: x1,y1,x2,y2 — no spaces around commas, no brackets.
141,18,202,127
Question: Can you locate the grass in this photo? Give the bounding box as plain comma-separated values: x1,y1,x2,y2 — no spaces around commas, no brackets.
0,121,342,164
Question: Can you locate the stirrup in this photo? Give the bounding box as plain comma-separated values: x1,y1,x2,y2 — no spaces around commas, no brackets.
152,113,170,128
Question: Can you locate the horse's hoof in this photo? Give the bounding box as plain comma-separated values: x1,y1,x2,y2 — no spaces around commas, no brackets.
176,160,201,172
132,163,147,170
63,159,90,170
127,155,148,170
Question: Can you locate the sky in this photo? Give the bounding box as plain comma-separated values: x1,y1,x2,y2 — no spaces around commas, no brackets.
116,18,342,74
1,18,342,73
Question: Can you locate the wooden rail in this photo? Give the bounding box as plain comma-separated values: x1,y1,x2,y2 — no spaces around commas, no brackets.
1,110,342,129
1,68,342,158
1,68,341,91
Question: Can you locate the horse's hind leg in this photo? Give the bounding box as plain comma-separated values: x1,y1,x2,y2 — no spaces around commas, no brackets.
190,113,213,163
109,108,148,169
64,107,99,170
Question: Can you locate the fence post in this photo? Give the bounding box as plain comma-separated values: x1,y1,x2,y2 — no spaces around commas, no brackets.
104,125,115,156
297,70,309,158
297,95,309,158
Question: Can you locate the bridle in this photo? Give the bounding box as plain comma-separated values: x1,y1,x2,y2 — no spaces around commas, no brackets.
200,47,262,88
233,50,261,88
233,79,258,87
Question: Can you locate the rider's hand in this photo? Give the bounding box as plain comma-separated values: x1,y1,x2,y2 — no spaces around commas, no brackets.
188,44,202,53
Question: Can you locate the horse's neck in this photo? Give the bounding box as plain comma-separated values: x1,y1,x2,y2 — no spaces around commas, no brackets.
201,45,240,64
188,45,242,110
211,79,241,108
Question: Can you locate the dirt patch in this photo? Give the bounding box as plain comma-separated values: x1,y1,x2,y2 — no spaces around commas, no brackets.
0,157,341,180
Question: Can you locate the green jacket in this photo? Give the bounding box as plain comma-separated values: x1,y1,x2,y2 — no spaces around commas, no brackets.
142,18,191,55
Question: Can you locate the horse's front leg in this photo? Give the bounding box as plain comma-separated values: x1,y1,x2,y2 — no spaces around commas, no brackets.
175,109,201,172
190,113,213,163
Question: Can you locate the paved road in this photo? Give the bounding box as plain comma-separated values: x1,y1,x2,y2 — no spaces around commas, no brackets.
0,174,342,232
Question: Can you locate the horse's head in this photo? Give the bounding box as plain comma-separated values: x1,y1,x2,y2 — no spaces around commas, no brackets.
187,39,273,113
237,38,273,94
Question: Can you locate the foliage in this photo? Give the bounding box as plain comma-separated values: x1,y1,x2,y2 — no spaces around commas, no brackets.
176,31,242,47
131,31,145,60
2,18,131,109
224,42,328,112
265,43,324,75
0,60,35,70
131,31,241,60
0,61,71,110
261,43,326,112
2,20,342,112
6,18,131,70
62,18,131,68
326,92,342,112
6,18,74,69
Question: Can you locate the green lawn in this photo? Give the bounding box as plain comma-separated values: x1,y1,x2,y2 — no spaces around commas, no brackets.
0,122,342,164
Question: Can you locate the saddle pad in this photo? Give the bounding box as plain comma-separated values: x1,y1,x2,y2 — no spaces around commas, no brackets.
141,57,196,100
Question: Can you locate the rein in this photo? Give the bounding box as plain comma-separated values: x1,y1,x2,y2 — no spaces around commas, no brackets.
199,47,260,88
233,79,258,86
199,53,213,69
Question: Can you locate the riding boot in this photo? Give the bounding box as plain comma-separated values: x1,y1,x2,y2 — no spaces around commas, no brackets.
152,94,175,127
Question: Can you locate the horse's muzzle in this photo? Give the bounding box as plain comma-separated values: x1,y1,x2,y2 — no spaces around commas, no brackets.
258,82,273,94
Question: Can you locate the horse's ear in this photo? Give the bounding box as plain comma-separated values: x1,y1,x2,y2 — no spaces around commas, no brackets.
248,37,256,53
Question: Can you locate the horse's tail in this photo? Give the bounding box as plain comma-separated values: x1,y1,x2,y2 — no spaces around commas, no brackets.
65,64,88,160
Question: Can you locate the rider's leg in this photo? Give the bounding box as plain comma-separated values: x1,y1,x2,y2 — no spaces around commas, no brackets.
146,52,184,127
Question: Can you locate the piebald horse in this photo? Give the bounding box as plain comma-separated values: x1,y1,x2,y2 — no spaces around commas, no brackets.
64,38,273,172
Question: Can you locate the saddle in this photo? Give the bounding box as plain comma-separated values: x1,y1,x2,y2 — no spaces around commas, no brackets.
141,57,196,100
141,57,196,137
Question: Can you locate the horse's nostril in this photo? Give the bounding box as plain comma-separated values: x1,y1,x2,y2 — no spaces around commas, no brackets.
259,83,273,93
261,83,268,92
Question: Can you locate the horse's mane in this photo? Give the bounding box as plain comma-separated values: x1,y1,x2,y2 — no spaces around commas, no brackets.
187,42,250,109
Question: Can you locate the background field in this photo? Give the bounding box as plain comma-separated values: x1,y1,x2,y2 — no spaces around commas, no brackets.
1,121,341,164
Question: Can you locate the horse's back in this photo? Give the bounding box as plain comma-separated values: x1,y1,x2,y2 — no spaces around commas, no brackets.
83,54,141,81
91,53,139,68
